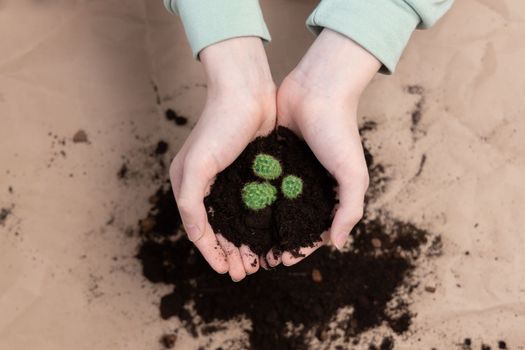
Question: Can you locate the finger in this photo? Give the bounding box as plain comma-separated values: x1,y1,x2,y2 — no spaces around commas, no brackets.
259,254,270,270
217,234,247,282
330,173,367,250
174,160,215,242
240,245,259,274
170,157,228,274
191,223,229,274
266,248,282,267
170,161,183,197
282,231,330,266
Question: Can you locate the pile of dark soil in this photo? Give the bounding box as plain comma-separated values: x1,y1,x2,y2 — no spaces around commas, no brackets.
135,124,439,349
138,212,429,349
204,127,336,256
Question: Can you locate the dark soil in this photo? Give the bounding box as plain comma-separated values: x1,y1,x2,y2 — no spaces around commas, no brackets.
155,140,169,155
138,184,181,244
138,192,431,350
116,139,169,183
406,85,426,138
117,164,128,180
165,108,188,126
135,123,439,349
204,127,336,256
460,338,510,350
72,130,89,143
368,336,395,350
0,207,12,225
415,154,427,177
159,334,177,349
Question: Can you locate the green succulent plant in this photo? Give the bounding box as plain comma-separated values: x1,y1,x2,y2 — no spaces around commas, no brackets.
252,153,282,180
242,181,277,210
281,175,303,199
242,154,305,211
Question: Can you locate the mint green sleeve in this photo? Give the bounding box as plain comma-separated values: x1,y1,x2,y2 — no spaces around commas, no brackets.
163,0,271,58
306,0,454,73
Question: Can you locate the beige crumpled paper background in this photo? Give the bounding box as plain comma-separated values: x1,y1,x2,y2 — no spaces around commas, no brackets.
1,0,524,349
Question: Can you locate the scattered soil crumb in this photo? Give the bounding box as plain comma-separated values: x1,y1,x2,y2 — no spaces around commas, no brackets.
116,141,169,183
47,132,68,167
424,285,436,293
87,274,104,301
160,334,177,349
155,141,169,155
73,130,89,143
371,238,382,249
415,153,427,177
360,120,377,133
311,268,322,283
117,164,128,180
106,215,115,226
427,235,443,257
405,85,426,138
165,108,188,126
407,85,424,95
368,336,395,350
459,339,508,350
0,207,12,226
152,81,161,105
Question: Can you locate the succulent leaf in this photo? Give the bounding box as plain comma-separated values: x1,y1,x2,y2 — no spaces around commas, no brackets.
252,154,282,180
242,181,278,210
281,175,303,199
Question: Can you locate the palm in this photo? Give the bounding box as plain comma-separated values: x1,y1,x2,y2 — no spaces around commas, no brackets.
263,75,369,267
171,86,276,281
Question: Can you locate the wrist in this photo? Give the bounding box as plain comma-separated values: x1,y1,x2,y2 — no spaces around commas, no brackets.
290,29,380,101
200,37,275,98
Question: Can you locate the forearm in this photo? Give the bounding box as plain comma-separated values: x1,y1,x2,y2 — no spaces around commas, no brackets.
164,0,271,59
292,29,381,101
197,37,276,123
306,0,454,73
200,37,274,97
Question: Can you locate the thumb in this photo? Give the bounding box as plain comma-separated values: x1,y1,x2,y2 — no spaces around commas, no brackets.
330,174,366,250
174,163,213,242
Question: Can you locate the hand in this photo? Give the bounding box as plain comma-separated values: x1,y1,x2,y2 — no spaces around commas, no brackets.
265,29,381,267
170,37,276,281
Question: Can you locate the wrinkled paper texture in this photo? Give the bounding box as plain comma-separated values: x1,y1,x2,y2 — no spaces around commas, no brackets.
1,0,525,348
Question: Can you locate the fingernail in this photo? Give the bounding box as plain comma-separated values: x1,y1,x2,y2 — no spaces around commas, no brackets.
333,232,349,251
268,249,281,267
185,224,202,242
260,256,269,270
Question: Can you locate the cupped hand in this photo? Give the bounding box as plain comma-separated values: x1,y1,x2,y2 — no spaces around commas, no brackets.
265,29,381,267
170,37,276,281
